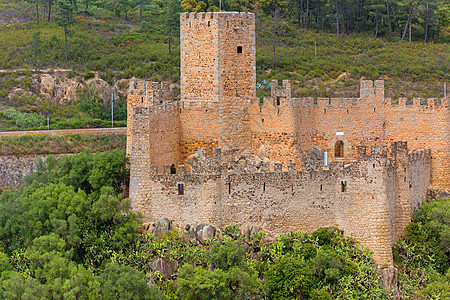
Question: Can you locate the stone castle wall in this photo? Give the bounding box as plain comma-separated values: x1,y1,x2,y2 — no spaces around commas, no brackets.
290,80,449,190
249,80,302,167
126,80,171,156
126,10,444,270
130,145,429,266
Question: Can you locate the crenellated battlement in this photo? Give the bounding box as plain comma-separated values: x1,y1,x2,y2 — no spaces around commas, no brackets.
181,11,255,20
386,97,448,109
133,101,179,116
146,143,415,178
409,149,431,161
128,79,172,106
360,80,384,99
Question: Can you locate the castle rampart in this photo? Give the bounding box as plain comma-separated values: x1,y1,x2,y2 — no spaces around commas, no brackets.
127,11,446,274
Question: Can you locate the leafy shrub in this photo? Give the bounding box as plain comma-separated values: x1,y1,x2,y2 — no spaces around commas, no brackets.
3,108,45,128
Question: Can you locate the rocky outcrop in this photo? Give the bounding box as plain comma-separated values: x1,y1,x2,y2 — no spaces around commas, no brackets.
149,257,179,279
0,155,45,188
7,72,130,106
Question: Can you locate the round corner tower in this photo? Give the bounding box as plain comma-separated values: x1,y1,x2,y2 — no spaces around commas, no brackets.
180,11,256,160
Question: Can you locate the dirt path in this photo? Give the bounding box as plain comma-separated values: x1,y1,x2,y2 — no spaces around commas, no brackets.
0,127,127,137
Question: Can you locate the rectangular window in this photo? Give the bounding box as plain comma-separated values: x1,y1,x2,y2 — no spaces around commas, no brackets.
178,183,184,195
237,46,243,54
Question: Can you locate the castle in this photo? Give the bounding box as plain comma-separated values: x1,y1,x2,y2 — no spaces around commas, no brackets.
127,12,449,271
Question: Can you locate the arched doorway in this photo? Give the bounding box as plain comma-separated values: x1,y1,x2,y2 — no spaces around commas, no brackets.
170,164,177,174
334,140,344,158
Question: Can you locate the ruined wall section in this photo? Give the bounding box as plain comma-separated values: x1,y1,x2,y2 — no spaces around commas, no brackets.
409,149,431,212
126,80,171,156
250,80,301,167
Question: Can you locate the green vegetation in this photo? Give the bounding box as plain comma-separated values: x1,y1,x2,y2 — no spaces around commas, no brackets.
394,197,450,298
0,150,447,298
0,133,126,155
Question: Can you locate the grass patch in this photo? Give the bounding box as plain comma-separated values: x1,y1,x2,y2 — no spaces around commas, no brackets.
0,133,126,155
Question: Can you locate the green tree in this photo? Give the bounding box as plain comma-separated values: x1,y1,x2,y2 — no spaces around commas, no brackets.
165,0,181,56
55,0,76,60
98,264,163,299
30,31,42,72
266,255,314,299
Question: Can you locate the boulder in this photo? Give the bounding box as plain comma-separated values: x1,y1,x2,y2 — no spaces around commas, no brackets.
182,224,198,245
153,218,171,237
377,265,398,290
149,257,179,279
195,223,216,244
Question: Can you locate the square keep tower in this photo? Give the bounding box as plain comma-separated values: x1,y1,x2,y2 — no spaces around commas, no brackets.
180,12,256,102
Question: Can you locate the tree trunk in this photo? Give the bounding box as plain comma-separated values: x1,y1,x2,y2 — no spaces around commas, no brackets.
346,3,350,34
34,51,38,72
424,3,429,43
272,30,276,69
125,9,128,21
169,33,172,56
374,12,378,40
386,0,392,41
35,0,39,23
401,3,414,40
140,0,142,21
48,0,52,21
300,0,304,27
85,0,89,11
305,0,309,28
409,19,411,41
64,26,68,61
336,0,340,40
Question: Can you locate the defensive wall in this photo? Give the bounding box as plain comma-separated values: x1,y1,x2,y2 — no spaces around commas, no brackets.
127,10,444,274
130,143,431,266
247,79,449,190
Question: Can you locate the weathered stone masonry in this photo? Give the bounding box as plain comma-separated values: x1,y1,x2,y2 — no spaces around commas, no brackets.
127,11,447,269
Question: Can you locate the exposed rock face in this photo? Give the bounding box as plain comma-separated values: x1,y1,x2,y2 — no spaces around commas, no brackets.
153,218,171,237
195,223,216,244
8,72,129,106
0,155,44,188
149,257,179,279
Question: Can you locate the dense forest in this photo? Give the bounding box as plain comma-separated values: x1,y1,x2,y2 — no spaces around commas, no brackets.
0,150,448,298
0,0,448,131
